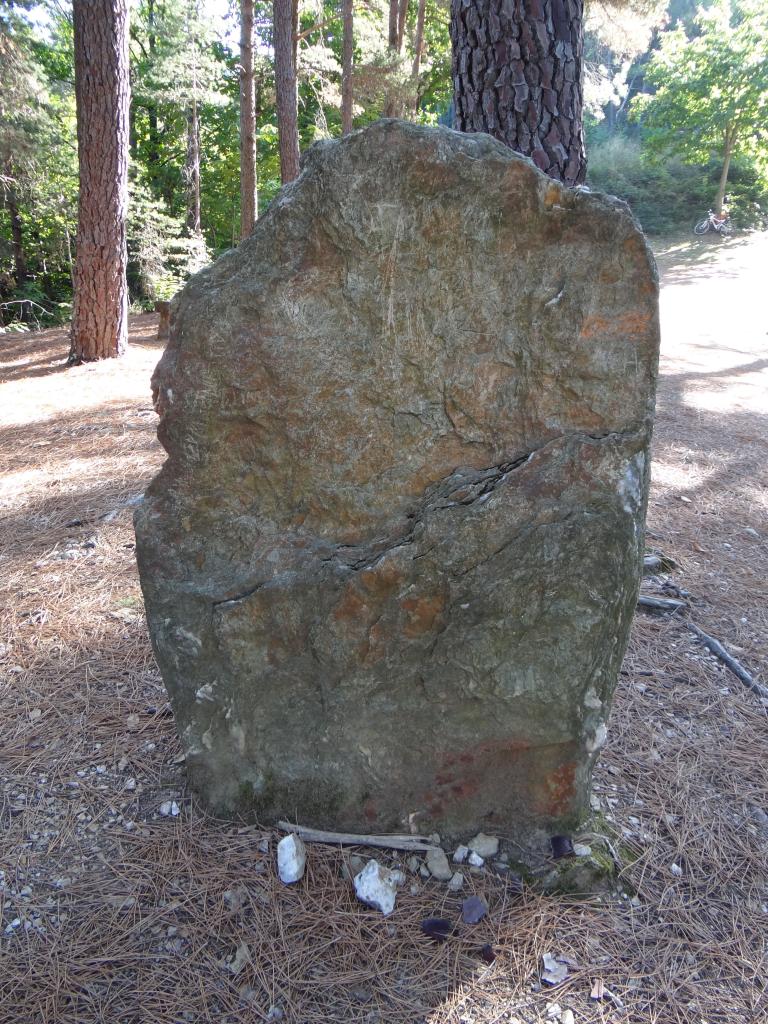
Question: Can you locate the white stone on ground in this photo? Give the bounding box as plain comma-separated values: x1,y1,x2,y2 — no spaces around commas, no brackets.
468,851,484,867
468,833,499,858
426,848,453,880
452,845,469,863
276,834,307,884
353,859,400,915
447,871,464,891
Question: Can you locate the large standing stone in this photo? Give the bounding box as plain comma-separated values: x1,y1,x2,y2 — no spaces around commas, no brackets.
135,120,659,852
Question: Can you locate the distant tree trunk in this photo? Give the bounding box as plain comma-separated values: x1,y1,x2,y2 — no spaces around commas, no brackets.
3,172,28,288
396,0,409,50
714,124,736,215
185,99,202,233
69,0,130,363
450,0,587,186
341,0,354,134
384,0,407,116
146,0,161,190
273,0,300,183
240,0,258,236
411,0,426,112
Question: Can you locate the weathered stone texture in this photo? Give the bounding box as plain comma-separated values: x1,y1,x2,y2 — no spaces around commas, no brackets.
135,120,659,848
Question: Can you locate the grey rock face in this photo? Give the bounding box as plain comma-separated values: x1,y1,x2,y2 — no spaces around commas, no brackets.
135,120,659,850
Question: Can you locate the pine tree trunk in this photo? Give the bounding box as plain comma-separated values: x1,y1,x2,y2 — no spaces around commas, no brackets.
383,0,406,116
240,0,258,236
273,0,300,183
70,0,130,363
411,0,427,111
3,171,28,288
341,0,354,134
185,99,202,233
450,0,587,186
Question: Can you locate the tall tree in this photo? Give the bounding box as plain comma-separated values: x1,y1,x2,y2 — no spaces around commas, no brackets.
273,0,300,182
240,0,258,234
341,0,354,133
632,0,768,214
450,0,587,185
410,0,427,112
383,0,409,115
69,0,130,363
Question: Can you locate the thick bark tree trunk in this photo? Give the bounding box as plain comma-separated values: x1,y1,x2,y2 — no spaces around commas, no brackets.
273,0,300,183
185,99,202,233
240,0,258,236
450,0,587,186
341,0,354,134
70,0,130,363
714,125,735,215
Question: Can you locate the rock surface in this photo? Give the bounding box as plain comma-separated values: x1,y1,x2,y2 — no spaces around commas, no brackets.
276,833,306,884
425,847,453,881
353,859,399,915
135,120,659,851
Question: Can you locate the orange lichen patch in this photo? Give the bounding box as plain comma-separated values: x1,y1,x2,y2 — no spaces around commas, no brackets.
332,584,370,623
362,799,378,823
578,310,653,343
532,760,577,817
542,182,565,209
359,559,403,599
401,593,446,638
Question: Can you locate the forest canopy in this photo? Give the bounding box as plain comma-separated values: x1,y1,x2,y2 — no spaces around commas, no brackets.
1,0,767,332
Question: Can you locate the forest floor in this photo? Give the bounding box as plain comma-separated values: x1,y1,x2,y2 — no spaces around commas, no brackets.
1,231,767,1024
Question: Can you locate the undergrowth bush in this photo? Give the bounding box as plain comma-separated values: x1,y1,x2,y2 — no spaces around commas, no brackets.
586,133,768,235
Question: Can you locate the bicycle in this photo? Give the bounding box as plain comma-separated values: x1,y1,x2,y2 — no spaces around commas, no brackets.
694,209,733,236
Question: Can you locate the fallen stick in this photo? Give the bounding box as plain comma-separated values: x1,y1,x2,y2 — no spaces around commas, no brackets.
637,595,687,612
276,821,439,851
684,622,768,701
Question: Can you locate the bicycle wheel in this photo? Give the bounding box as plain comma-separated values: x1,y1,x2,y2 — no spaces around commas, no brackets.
693,219,710,235
718,220,733,236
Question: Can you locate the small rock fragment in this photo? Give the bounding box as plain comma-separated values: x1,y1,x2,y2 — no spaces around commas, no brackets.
420,917,453,942
468,833,499,858
572,843,592,857
452,845,469,863
407,855,421,873
468,851,484,868
561,1011,575,1024
549,835,575,859
670,862,683,877
353,859,399,916
541,952,570,986
447,872,464,891
277,834,307,884
461,894,488,924
224,941,251,976
426,848,453,881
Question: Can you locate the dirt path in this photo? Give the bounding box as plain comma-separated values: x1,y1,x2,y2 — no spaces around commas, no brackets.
0,235,766,1024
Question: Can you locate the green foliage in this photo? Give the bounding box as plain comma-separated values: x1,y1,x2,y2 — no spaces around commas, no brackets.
127,172,208,305
586,132,768,232
631,0,768,165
